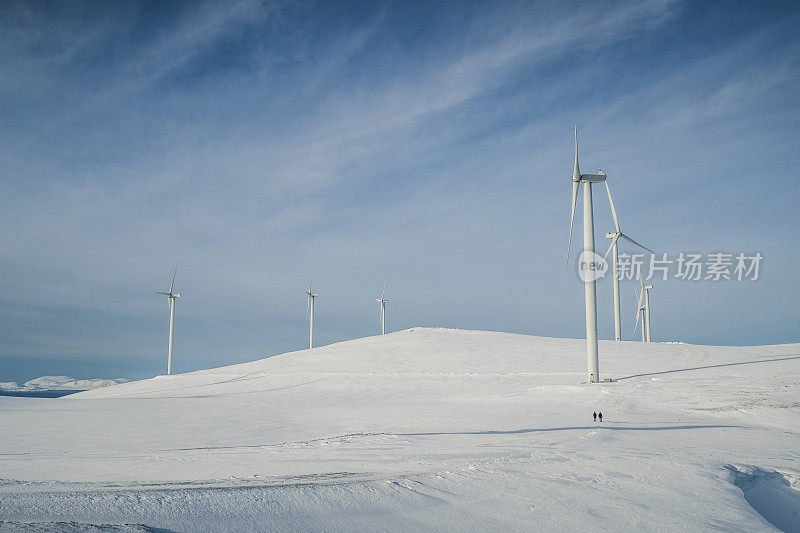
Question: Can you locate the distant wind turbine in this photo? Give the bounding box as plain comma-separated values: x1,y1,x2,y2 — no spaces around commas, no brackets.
376,281,388,335
156,265,181,375
640,270,653,342
306,280,318,349
634,271,653,342
603,182,653,341
633,287,647,342
566,127,607,383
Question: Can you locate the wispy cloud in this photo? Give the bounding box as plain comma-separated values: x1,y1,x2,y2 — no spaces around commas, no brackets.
1,0,798,380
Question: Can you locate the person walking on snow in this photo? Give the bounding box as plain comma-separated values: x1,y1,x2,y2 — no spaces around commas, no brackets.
598,412,603,423
593,411,597,422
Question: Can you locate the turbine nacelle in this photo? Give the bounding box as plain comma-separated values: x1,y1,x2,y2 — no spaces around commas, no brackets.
580,170,606,183
156,291,181,298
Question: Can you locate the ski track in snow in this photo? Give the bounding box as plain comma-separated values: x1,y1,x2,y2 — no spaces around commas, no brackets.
1,328,798,532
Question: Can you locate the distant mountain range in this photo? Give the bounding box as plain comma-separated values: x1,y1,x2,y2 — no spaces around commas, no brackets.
0,376,127,391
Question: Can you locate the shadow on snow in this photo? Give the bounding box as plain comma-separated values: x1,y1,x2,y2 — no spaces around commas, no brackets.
396,424,738,436
616,355,800,381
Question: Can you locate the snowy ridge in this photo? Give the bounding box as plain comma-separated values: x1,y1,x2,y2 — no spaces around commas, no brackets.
0,376,127,392
1,328,798,531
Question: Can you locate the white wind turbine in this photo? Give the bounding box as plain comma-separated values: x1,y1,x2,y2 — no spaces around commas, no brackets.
306,280,318,349
376,281,388,335
633,287,646,342
634,271,654,342
566,127,607,383
156,265,181,375
602,182,653,341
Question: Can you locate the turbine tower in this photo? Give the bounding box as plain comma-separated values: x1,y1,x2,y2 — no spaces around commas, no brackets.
376,281,388,335
602,182,653,341
306,280,318,349
567,128,607,383
156,265,181,375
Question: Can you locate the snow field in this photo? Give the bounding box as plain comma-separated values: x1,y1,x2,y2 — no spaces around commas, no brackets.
1,328,798,531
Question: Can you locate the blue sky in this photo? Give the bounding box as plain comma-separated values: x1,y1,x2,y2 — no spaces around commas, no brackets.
2,0,799,383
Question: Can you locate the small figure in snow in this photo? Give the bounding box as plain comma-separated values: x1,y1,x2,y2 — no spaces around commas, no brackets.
598,412,603,423
593,411,597,422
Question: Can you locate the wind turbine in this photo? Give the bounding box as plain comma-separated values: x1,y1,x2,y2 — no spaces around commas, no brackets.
602,182,653,341
156,265,181,375
566,127,607,383
633,287,646,342
639,270,653,342
306,280,318,349
376,281,388,335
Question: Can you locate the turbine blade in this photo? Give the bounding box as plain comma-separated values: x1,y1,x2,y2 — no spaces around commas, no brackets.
156,291,169,296
604,181,620,232
567,127,581,270
638,268,645,289
602,233,620,263
170,264,177,294
620,233,654,254
382,280,386,300
572,127,580,181
566,181,580,268
634,289,644,331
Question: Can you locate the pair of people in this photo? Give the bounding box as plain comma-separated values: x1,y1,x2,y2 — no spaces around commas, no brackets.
592,411,603,422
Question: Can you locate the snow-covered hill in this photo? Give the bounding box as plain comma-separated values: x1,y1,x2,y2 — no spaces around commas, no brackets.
1,328,798,532
0,376,127,392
